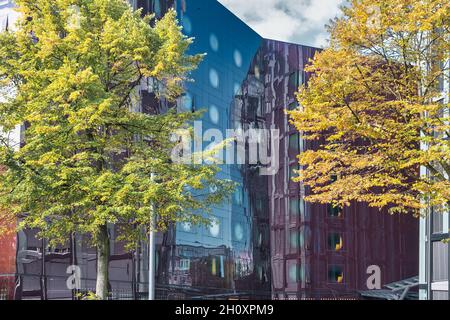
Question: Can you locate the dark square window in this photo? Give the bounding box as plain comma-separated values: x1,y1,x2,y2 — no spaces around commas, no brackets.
289,198,300,216
328,265,344,283
289,134,300,152
328,233,343,252
327,204,343,218
287,102,299,111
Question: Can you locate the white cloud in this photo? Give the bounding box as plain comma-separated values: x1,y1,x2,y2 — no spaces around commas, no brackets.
218,0,345,48
0,3,20,31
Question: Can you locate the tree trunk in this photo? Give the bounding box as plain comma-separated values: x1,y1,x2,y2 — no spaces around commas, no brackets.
96,224,110,300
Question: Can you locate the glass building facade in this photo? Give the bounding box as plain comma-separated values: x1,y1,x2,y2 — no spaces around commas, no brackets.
240,39,419,299
151,0,272,299
0,0,421,300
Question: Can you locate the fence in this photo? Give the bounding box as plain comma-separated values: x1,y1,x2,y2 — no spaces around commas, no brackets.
0,273,269,300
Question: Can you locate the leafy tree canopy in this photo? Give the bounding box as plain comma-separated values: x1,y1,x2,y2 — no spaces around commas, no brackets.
0,0,233,248
289,0,449,214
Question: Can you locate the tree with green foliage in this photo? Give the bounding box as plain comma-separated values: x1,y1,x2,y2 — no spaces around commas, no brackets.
289,0,449,216
0,0,233,299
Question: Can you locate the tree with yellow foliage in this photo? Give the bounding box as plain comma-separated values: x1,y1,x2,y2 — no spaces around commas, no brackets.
289,0,449,215
0,0,233,299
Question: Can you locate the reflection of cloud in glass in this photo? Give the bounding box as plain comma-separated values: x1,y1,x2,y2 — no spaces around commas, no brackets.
209,68,219,88
234,188,242,204
209,33,219,52
233,49,242,68
181,222,191,232
254,66,261,79
209,105,219,124
234,223,244,241
209,218,220,237
209,184,218,193
289,264,298,282
182,16,192,34
180,93,193,111
154,0,161,16
290,231,299,248
234,83,241,95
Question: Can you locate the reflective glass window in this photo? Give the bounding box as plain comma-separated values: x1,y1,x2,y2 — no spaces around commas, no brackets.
328,265,344,283
328,233,344,252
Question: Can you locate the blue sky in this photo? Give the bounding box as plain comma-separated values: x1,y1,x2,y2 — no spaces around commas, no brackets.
218,0,346,48
2,0,345,48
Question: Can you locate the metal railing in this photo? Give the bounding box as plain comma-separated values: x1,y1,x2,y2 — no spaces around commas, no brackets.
0,273,270,300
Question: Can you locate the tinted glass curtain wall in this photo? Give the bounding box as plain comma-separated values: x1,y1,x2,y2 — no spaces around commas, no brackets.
0,0,420,300
160,0,271,299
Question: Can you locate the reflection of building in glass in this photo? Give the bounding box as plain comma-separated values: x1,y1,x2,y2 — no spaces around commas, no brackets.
235,38,419,300
156,0,272,299
0,0,421,300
